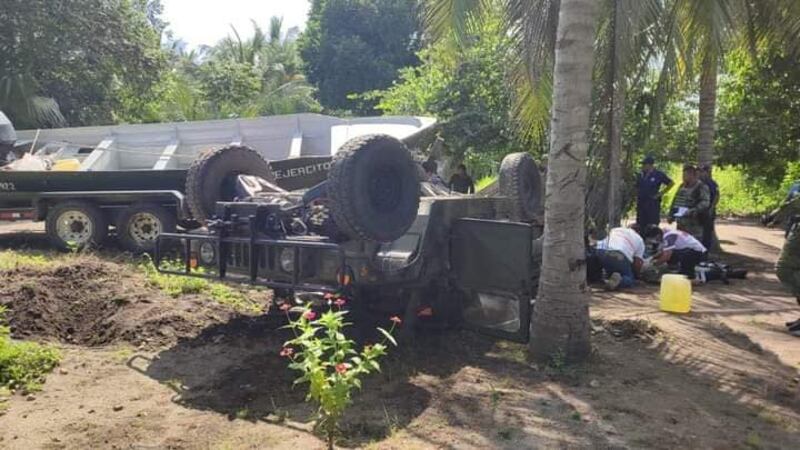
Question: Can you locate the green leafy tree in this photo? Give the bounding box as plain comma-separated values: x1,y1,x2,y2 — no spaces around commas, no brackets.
0,0,167,127
300,0,421,114
717,47,800,183
199,60,263,118
662,0,800,166
372,13,533,177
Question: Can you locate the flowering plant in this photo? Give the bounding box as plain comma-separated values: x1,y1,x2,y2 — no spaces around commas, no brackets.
280,295,400,449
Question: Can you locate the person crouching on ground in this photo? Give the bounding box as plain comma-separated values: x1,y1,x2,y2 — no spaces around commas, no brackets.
595,226,646,291
643,225,707,278
777,215,800,337
668,164,711,242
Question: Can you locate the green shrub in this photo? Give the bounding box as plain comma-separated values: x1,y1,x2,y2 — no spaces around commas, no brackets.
0,306,61,391
281,297,400,449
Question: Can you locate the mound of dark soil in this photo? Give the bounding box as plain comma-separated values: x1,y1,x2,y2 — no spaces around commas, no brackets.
0,258,237,347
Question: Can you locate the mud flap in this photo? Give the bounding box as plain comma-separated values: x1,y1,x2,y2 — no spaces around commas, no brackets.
450,218,537,343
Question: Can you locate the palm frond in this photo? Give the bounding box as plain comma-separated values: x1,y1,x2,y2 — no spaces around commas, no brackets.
504,0,560,140
0,73,65,127
424,0,490,45
269,16,284,44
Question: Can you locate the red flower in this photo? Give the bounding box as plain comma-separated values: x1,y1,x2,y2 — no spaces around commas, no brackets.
389,316,402,325
334,297,347,308
335,363,348,374
279,347,294,357
303,310,317,321
279,303,291,312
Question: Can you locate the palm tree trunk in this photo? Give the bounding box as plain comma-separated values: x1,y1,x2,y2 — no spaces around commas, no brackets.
607,0,626,228
697,55,717,167
529,0,597,363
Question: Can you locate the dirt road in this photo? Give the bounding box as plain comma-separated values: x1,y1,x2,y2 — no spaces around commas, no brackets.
0,219,797,449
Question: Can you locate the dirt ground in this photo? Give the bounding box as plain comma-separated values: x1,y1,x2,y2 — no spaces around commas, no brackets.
0,220,798,449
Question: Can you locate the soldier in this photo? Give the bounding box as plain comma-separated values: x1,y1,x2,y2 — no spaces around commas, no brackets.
778,215,800,336
668,165,710,242
763,180,800,231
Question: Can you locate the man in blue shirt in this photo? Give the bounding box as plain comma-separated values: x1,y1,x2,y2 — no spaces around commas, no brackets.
636,156,674,230
699,164,719,250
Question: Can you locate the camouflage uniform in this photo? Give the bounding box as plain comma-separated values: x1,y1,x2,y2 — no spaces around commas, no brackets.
669,181,711,241
767,197,800,230
777,220,800,298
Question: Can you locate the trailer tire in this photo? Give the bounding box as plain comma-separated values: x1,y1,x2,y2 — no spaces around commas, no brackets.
499,152,542,222
45,201,108,251
116,203,177,253
327,134,420,242
186,145,275,221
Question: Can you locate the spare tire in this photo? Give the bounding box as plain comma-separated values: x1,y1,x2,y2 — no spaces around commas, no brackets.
499,152,542,222
185,145,275,221
327,134,420,242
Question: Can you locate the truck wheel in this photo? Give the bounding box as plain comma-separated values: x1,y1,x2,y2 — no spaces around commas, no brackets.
499,152,542,222
327,134,420,242
186,145,275,221
116,203,177,253
45,201,108,251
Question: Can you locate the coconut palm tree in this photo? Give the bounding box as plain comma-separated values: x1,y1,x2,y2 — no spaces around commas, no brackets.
425,0,658,360
529,0,599,362
666,0,800,166
0,72,65,128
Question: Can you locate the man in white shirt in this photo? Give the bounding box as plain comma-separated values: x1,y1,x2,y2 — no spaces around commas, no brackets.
596,227,646,290
643,226,708,278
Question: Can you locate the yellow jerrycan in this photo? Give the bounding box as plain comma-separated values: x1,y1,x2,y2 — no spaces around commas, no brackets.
659,274,692,313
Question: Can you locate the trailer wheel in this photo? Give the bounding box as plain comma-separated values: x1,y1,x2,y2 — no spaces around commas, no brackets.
116,203,177,253
45,201,108,251
499,152,542,222
327,134,420,242
186,145,275,221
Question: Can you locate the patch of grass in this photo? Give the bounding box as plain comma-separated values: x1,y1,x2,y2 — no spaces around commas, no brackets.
476,175,497,192
140,257,261,313
140,257,208,297
234,407,251,420
207,284,261,313
111,345,135,363
0,250,54,270
493,341,527,364
570,411,582,421
0,306,61,392
756,408,797,432
0,386,10,414
745,431,762,449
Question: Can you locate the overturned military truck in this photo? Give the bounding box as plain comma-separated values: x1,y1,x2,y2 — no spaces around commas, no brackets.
157,117,545,342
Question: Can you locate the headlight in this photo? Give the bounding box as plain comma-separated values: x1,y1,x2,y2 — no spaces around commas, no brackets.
279,248,295,273
199,242,216,265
